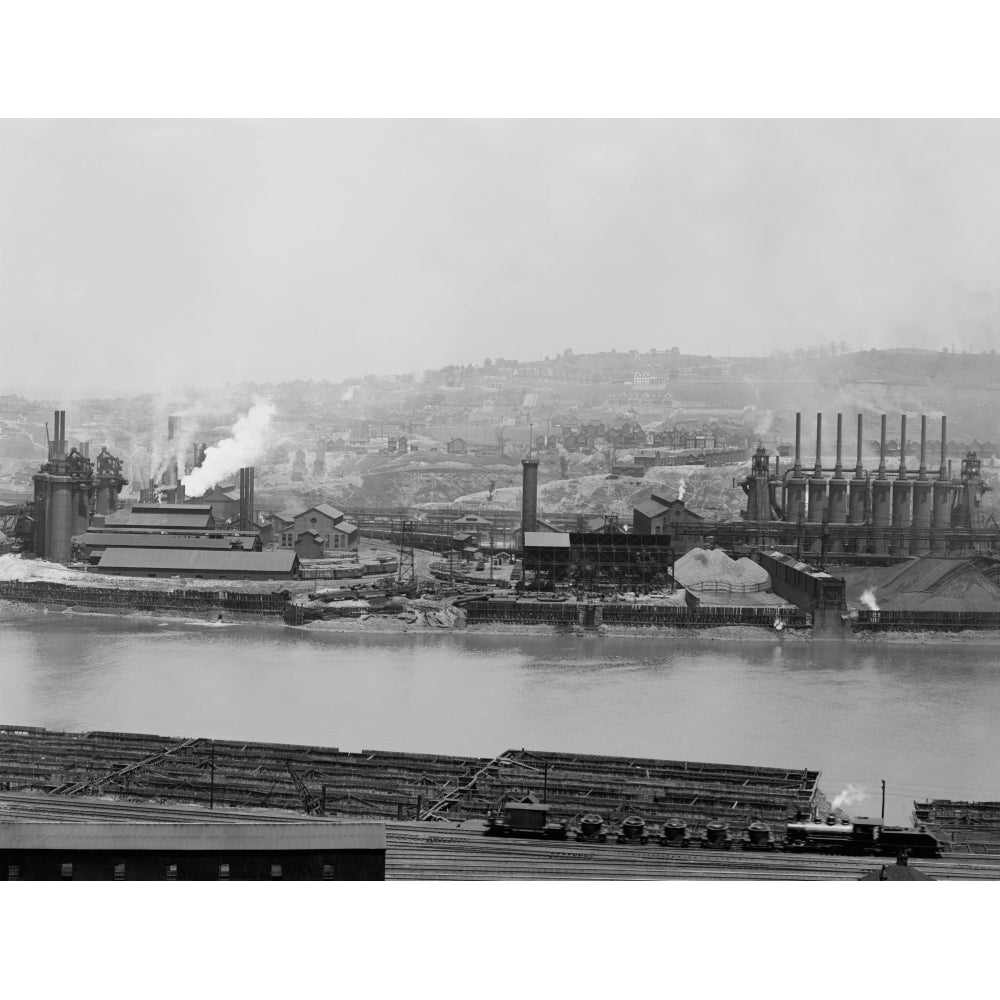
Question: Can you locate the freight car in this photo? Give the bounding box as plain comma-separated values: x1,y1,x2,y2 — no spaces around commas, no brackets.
616,815,650,845
574,814,608,843
784,816,942,858
658,818,692,848
485,801,569,840
741,821,776,851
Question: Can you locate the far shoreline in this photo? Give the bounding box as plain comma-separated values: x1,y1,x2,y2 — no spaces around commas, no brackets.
5,597,1000,646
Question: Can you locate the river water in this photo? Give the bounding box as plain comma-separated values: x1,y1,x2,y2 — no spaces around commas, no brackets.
2,611,1000,824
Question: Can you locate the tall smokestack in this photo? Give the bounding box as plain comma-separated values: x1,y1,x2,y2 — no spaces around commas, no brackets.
814,413,823,477
855,413,864,478
248,466,255,530
918,415,927,480
521,457,539,545
878,414,887,478
898,415,907,477
834,413,843,479
939,415,948,479
793,412,802,476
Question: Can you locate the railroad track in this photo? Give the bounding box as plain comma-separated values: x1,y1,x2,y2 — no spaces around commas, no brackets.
383,823,1000,880
4,794,999,879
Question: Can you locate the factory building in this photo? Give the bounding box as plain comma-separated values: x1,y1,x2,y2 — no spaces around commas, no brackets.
273,503,359,553
30,410,127,561
0,820,385,881
294,531,326,559
521,531,675,591
94,548,299,580
189,483,242,524
728,411,998,562
73,531,262,565
452,514,492,545
104,504,216,532
632,495,703,553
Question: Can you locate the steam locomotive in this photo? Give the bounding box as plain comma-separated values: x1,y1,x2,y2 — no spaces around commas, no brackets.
783,816,942,858
484,803,943,857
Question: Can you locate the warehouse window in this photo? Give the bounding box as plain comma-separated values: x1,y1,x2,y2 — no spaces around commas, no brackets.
218,863,230,880
60,862,73,880
113,862,126,880
7,864,19,881
322,864,335,880
165,863,178,880
270,864,282,880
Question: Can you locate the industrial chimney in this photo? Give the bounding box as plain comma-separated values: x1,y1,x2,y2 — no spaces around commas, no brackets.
520,456,539,550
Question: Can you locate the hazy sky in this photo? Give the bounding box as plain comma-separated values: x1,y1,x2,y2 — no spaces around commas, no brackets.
5,119,1000,398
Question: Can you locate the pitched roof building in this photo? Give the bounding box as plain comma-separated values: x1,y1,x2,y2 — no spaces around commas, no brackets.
94,548,299,580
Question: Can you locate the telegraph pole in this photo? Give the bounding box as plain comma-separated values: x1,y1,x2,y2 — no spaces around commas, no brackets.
881,779,886,820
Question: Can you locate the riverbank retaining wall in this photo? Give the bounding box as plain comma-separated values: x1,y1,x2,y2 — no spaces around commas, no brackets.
0,580,290,616
463,600,812,629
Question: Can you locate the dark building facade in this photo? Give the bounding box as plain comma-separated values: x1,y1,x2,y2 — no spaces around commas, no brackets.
1,821,385,881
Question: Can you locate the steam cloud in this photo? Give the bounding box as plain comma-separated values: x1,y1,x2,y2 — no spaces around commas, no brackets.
831,784,868,812
677,477,687,501
182,400,276,498
859,588,880,611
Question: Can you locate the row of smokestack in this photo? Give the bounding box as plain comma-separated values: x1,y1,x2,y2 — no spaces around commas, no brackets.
783,412,974,556
791,412,950,482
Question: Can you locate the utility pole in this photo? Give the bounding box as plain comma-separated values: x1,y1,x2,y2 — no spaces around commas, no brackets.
209,741,215,810
881,779,886,820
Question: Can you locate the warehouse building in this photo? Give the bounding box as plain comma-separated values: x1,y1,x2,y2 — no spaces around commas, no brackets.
0,820,385,881
271,503,359,553
632,495,704,553
522,531,675,591
73,531,262,565
104,503,216,532
186,484,242,524
94,548,300,580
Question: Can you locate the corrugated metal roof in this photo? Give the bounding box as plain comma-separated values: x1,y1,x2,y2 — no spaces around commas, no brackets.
132,503,213,515
0,821,385,852
105,511,214,529
524,532,571,548
97,549,298,573
77,533,259,551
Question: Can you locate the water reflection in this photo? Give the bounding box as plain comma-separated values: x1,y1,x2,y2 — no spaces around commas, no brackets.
2,614,1000,823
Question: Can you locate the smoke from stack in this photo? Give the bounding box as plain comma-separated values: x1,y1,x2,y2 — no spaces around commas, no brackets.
182,400,276,498
831,783,868,811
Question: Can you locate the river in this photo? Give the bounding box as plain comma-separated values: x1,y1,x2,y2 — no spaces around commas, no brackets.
2,611,1000,824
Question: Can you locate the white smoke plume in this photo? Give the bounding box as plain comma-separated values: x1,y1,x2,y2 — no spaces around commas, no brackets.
859,588,879,611
182,399,276,498
677,476,687,501
831,783,868,812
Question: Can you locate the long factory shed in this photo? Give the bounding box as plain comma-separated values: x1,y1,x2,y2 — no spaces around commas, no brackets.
74,530,262,563
94,548,300,580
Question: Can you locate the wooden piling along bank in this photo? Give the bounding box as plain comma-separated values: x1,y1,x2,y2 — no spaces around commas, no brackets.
853,609,1000,632
463,600,812,629
0,580,290,616
0,726,821,837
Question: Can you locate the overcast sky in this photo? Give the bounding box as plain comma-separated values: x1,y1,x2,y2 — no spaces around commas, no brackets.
5,119,1000,398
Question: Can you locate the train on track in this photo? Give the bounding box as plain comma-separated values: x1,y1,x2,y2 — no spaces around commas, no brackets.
483,802,943,857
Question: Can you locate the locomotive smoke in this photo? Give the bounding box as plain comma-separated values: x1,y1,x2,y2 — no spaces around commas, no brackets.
831,783,868,811
859,588,879,611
